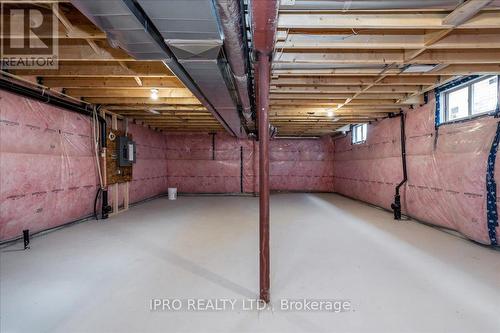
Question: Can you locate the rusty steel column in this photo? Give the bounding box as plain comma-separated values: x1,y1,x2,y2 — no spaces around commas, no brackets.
251,0,278,304
257,53,271,303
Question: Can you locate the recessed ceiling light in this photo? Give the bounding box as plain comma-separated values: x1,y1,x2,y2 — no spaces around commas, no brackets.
327,111,334,117
150,88,159,100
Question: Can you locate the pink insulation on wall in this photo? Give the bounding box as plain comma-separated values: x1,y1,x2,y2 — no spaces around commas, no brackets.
165,133,334,193
0,91,169,241
334,92,500,245
334,117,403,210
269,138,334,192
0,91,335,241
165,133,254,193
0,90,99,240
127,123,168,203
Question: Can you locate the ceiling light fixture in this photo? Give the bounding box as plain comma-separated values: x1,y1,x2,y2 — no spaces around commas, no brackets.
148,109,160,114
150,88,159,100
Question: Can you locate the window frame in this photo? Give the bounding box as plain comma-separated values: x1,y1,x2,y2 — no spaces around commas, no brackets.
351,124,367,145
441,75,499,124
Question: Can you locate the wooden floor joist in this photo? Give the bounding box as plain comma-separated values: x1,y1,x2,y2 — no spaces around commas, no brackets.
3,1,500,136
268,0,500,135
0,2,219,133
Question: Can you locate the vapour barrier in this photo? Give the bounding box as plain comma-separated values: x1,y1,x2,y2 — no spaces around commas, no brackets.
165,133,335,193
0,91,169,241
127,123,168,203
269,137,334,192
165,132,253,193
0,90,99,240
334,117,403,210
334,92,500,245
404,93,498,244
0,89,335,241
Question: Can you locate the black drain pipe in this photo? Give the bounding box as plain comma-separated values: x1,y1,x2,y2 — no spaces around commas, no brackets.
0,77,111,219
23,229,30,250
391,112,407,220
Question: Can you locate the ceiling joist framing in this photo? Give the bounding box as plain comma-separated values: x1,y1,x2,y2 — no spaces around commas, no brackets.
3,1,500,136
1,2,222,133
270,0,500,135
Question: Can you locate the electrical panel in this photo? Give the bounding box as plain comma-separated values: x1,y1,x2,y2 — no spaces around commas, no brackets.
106,129,134,184
118,136,136,167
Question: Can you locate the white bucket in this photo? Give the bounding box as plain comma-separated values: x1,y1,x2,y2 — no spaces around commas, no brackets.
168,188,177,200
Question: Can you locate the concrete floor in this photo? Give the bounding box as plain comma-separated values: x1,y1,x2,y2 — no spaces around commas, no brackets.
1,193,499,333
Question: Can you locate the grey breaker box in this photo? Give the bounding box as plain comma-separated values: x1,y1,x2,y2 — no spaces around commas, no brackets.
117,136,137,167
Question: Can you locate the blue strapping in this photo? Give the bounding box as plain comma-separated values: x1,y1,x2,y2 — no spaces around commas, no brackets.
496,76,500,118
486,122,500,246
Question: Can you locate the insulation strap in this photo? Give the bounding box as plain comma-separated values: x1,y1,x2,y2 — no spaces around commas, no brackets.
486,122,500,246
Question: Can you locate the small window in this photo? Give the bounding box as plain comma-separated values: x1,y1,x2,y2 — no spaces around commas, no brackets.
352,124,367,144
442,76,499,123
472,76,498,115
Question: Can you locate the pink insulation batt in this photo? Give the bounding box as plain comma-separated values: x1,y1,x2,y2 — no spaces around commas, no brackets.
0,91,335,241
4,87,497,245
165,133,334,193
269,137,334,192
1,90,100,240
334,92,500,245
0,91,169,240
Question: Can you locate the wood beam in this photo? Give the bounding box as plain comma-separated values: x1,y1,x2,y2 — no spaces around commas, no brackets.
65,88,194,98
433,64,500,74
13,62,173,77
54,40,132,61
52,3,106,39
270,99,399,106
276,49,500,64
41,77,183,88
270,93,408,100
271,85,422,93
105,105,207,111
275,51,403,64
82,97,201,105
277,12,500,30
443,0,493,27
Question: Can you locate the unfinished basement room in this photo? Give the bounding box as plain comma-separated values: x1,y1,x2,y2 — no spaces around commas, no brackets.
1,0,500,332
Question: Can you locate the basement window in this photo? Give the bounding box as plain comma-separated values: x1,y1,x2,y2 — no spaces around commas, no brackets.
441,75,499,123
352,124,367,144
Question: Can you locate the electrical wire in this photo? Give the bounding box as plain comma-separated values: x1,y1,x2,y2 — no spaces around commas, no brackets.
92,106,104,189
93,187,102,220
91,106,105,220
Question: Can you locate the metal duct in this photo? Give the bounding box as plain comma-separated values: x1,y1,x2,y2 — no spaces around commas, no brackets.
71,0,171,60
137,0,247,137
214,0,253,126
71,0,246,138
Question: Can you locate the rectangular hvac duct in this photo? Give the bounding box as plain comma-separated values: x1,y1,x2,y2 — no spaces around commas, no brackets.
72,0,246,138
137,0,245,137
71,0,171,60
